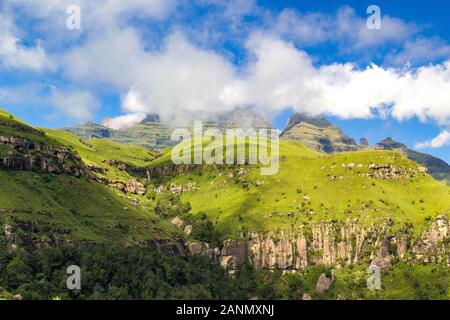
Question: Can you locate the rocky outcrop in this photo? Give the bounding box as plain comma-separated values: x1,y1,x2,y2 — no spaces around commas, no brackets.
0,136,85,176
359,138,369,150
315,273,335,294
367,163,422,180
217,216,449,272
412,215,448,263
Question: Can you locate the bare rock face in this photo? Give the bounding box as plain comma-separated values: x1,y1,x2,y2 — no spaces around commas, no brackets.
220,240,247,271
184,225,193,235
412,215,449,264
367,163,421,180
187,242,220,260
359,138,369,150
170,217,184,228
216,216,449,272
301,293,312,300
125,180,147,195
315,273,335,294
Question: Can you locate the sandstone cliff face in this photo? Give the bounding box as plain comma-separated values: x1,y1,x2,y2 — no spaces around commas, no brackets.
0,136,85,176
215,217,449,271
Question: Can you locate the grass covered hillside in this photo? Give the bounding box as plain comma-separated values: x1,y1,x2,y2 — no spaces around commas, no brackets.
0,170,178,244
45,128,156,184
0,111,180,245
154,139,450,238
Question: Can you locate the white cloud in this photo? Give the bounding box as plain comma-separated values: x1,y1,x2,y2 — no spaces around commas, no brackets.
58,27,450,126
121,89,147,113
63,31,236,121
0,14,53,71
221,34,450,125
270,7,417,49
102,113,146,130
386,37,450,65
2,1,450,130
415,130,450,149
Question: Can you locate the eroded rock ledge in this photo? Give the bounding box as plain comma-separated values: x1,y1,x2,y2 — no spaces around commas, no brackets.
189,216,449,272
0,136,85,176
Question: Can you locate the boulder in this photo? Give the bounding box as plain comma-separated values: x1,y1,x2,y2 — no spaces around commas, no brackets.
170,217,184,228
301,293,312,300
315,273,334,294
184,225,193,235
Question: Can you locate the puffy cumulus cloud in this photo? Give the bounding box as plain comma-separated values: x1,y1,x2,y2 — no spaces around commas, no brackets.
222,34,450,125
415,130,450,149
121,89,147,113
63,31,237,121
102,113,146,130
62,27,145,88
60,28,450,127
0,15,53,71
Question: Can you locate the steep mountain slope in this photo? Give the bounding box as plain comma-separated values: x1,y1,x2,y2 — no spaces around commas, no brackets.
280,113,358,153
376,137,450,181
0,109,181,246
64,108,272,151
148,137,449,272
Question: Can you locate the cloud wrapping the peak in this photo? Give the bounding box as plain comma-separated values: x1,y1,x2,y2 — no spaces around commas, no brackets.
102,113,147,130
61,27,450,127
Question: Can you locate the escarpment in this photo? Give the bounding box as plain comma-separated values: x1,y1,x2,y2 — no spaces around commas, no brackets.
188,216,449,272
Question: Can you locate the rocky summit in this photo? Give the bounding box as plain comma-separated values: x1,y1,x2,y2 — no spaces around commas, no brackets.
280,113,358,153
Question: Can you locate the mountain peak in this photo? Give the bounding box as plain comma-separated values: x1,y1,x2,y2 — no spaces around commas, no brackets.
284,113,332,132
281,112,357,153
376,137,407,150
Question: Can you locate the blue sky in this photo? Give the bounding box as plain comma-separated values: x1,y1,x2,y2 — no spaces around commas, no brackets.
0,0,449,162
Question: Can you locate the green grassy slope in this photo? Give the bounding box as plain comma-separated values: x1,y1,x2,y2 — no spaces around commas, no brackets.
45,129,156,183
0,111,178,244
0,109,61,148
0,170,178,243
376,137,450,182
157,139,450,237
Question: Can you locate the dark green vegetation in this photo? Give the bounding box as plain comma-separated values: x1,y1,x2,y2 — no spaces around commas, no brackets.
376,137,450,182
0,241,447,300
